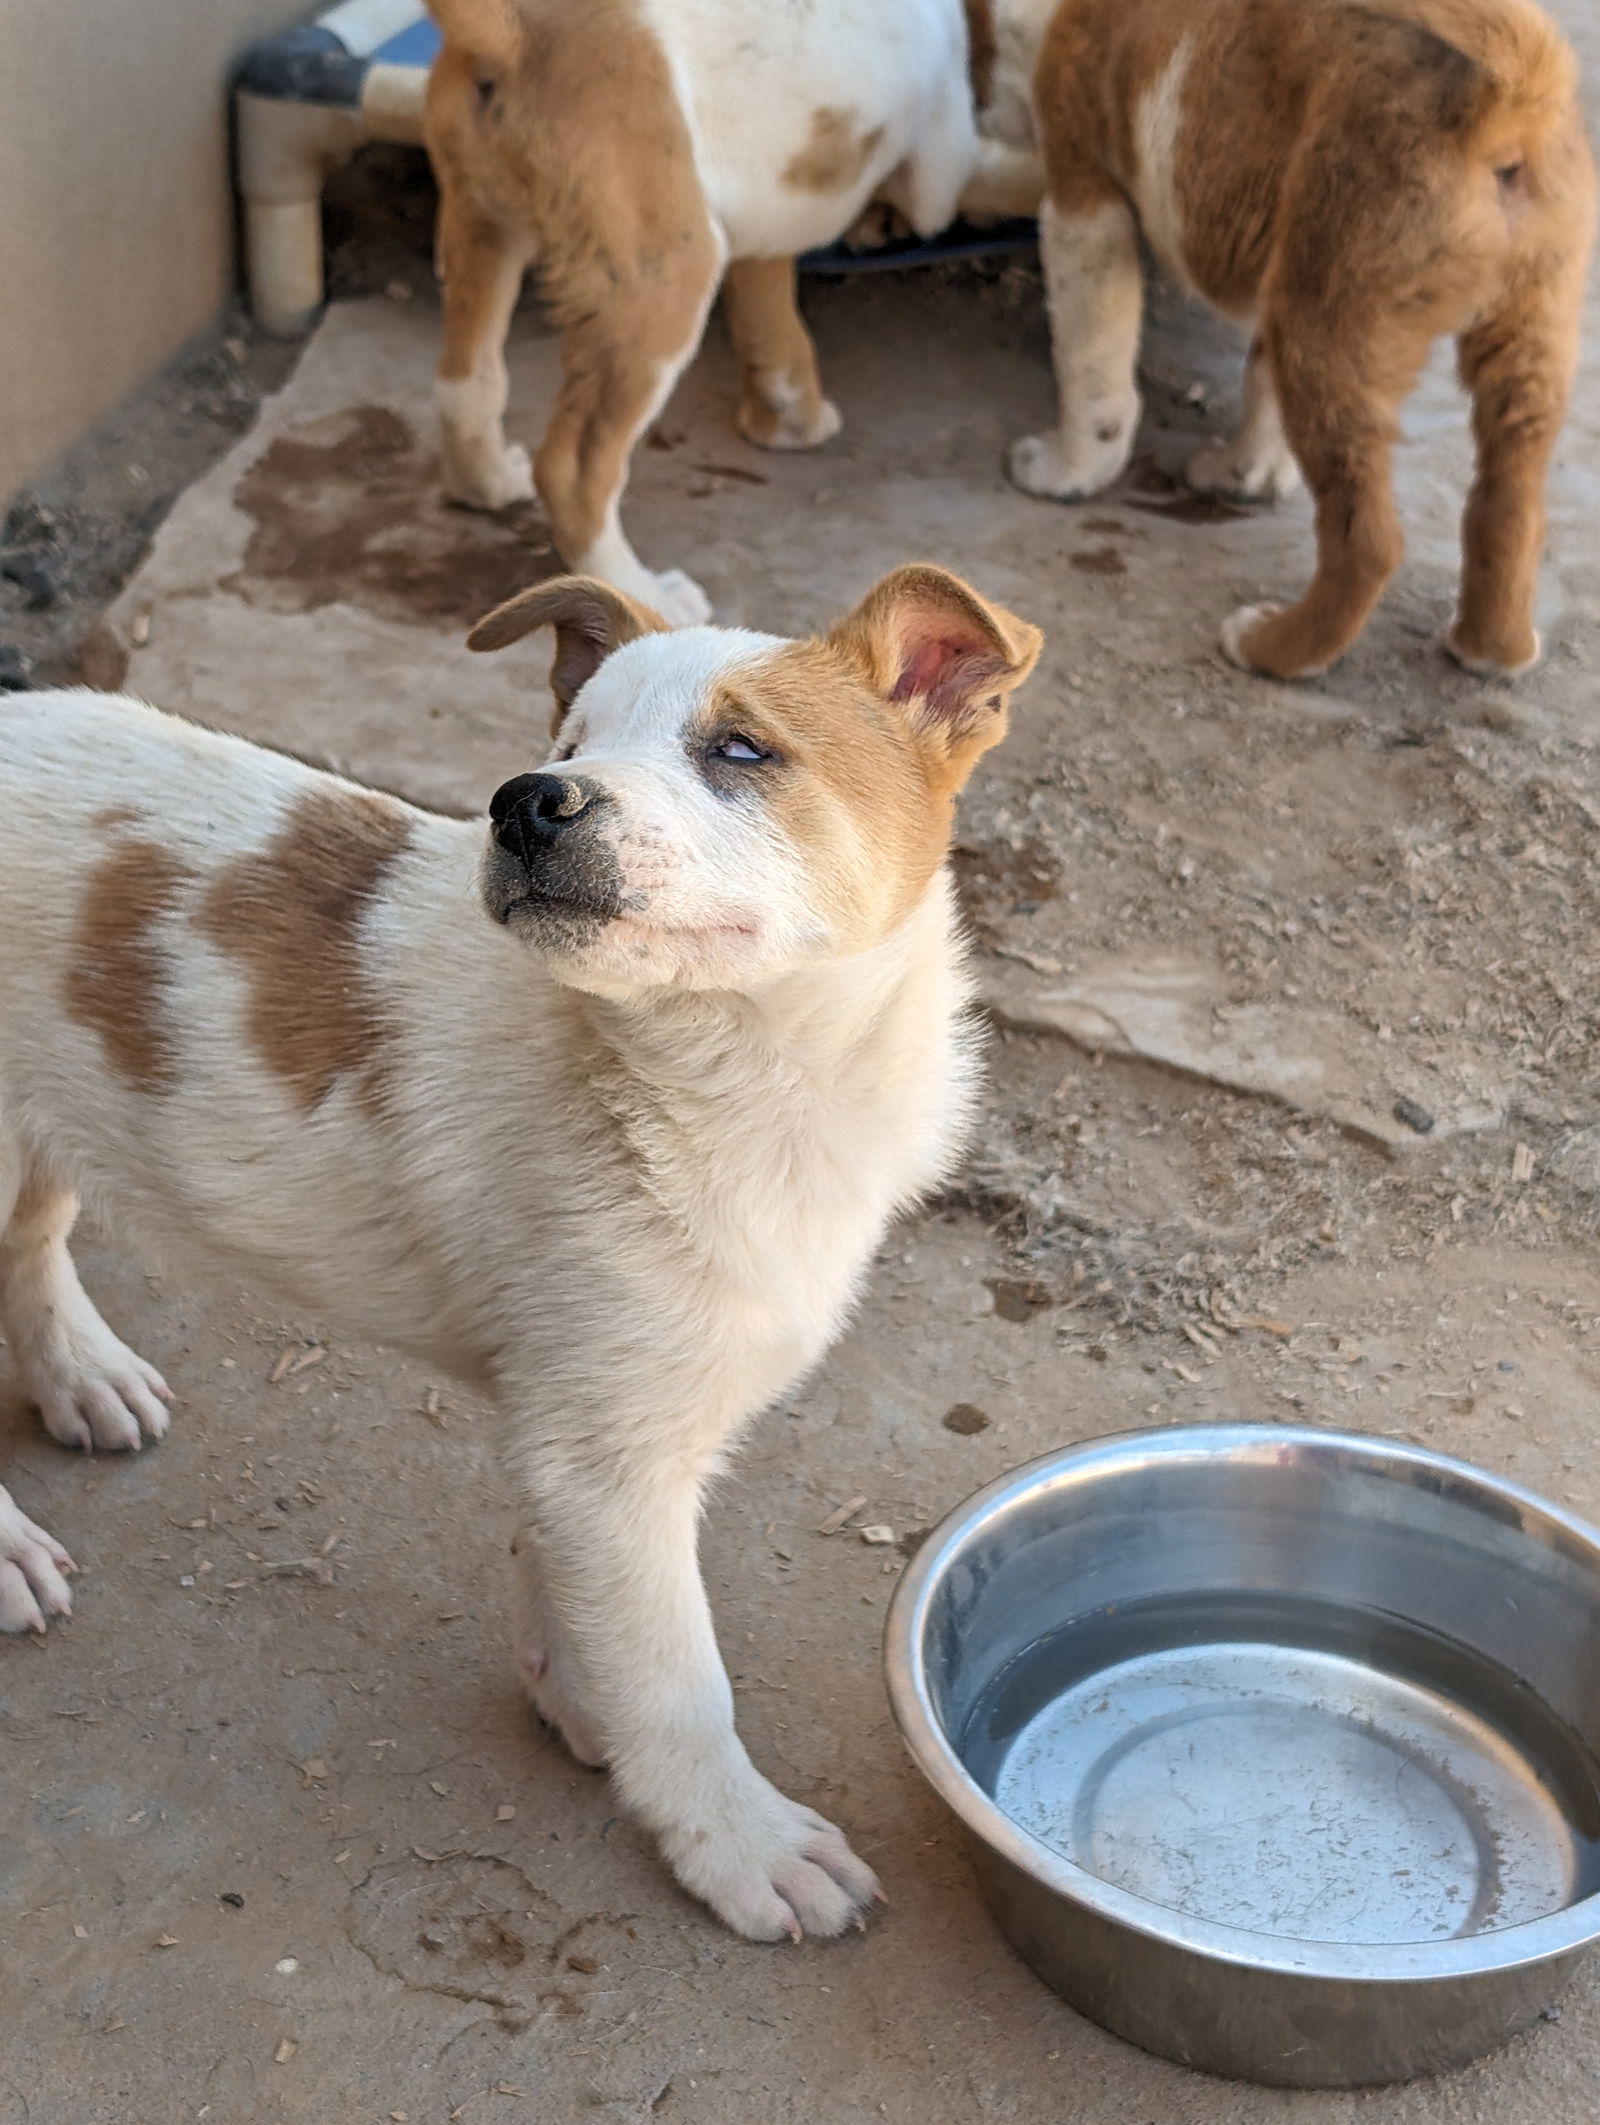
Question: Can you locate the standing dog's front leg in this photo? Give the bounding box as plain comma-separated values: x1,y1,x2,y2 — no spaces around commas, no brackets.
514,1450,880,1940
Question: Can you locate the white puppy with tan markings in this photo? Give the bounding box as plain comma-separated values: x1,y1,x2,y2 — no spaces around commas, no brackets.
0,565,1040,1940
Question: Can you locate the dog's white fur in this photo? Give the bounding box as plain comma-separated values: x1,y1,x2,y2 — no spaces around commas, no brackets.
0,567,1040,1940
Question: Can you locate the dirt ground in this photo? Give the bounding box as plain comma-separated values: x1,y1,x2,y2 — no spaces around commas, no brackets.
8,30,1600,2124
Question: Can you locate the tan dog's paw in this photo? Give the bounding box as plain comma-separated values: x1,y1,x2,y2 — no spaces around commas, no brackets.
28,1329,172,1453
1187,438,1301,503
444,441,536,514
1006,426,1129,503
737,390,843,453
1219,603,1334,682
1219,602,1282,670
0,1494,75,1633
1443,623,1542,680
662,1774,882,1942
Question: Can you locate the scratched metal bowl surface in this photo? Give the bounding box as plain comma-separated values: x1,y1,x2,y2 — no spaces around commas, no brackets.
884,1425,1600,2086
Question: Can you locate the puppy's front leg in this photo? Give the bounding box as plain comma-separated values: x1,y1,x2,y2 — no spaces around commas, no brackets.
517,1456,879,1940
1007,195,1144,502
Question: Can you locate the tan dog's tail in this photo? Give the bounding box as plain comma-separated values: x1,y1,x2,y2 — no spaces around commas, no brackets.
1407,0,1581,164
427,0,523,68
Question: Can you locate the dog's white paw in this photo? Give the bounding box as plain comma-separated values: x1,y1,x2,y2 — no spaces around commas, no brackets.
444,442,536,513
643,569,714,628
1186,439,1300,503
28,1323,172,1453
1006,425,1128,503
662,1774,882,1942
0,1494,75,1633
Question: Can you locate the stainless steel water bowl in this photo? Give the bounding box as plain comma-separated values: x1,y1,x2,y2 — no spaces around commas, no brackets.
885,1425,1600,2087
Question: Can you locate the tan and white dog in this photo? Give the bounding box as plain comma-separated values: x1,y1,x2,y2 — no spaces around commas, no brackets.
422,0,1039,625
1005,0,1595,679
0,565,1040,1941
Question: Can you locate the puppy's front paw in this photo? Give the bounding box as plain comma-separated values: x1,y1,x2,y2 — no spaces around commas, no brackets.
1186,439,1300,503
28,1329,172,1453
0,1494,75,1633
643,569,714,628
662,1774,881,1942
444,442,536,513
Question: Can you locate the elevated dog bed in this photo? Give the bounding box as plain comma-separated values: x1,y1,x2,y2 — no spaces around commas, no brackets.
236,1,1036,334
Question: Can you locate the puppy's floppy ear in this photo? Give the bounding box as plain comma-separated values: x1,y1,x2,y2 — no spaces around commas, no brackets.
827,563,1042,777
467,576,671,733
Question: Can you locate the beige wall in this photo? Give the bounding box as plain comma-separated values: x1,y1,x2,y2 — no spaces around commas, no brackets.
0,0,311,508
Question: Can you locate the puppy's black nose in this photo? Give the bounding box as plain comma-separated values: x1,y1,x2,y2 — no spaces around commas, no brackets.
490,772,596,857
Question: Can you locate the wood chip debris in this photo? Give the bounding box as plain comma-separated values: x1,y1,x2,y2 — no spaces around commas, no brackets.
814,1495,868,1536
1512,1142,1535,1184
496,1804,516,1822
274,2038,298,2064
296,1758,329,1786
154,1933,178,1949
858,1524,896,1546
269,1344,325,1384
260,1557,335,1585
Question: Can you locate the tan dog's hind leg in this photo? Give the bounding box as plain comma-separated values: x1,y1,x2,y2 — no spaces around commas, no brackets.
536,225,723,627
436,201,536,512
0,1167,172,1455
1447,260,1585,677
1007,195,1144,501
960,137,1046,221
513,1451,880,1941
1187,342,1303,503
722,258,842,452
1221,317,1431,679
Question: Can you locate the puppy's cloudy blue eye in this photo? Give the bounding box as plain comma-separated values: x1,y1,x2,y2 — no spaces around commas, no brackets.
710,732,767,763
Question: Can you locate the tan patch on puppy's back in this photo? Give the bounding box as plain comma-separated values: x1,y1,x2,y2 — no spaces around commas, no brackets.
198,787,414,1115
783,107,886,194
67,840,196,1092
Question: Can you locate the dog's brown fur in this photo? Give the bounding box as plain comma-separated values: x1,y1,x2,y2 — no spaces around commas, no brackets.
426,0,729,564
1026,0,1594,677
66,844,195,1095
196,790,414,1115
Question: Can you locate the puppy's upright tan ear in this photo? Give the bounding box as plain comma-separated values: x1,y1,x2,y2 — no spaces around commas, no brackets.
467,576,670,732
828,564,1042,781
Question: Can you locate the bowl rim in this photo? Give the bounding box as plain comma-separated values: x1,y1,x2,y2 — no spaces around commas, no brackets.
883,1421,1600,1984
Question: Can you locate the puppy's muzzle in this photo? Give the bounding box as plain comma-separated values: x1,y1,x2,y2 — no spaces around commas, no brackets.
490,772,600,868
483,770,625,934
